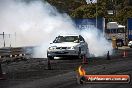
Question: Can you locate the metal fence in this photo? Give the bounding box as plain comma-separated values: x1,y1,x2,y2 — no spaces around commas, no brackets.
0,32,16,48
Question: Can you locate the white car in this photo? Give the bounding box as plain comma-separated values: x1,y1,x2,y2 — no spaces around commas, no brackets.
47,35,89,59
128,41,132,48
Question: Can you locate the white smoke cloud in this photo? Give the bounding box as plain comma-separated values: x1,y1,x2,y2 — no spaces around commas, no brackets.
80,27,112,57
0,0,113,58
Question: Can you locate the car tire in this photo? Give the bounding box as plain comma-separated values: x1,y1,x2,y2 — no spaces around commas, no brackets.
78,47,82,59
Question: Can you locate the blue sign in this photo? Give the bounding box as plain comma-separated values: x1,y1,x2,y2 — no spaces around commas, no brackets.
128,18,132,39
74,18,104,32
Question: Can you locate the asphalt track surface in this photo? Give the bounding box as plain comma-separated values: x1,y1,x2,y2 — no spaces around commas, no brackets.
0,48,132,88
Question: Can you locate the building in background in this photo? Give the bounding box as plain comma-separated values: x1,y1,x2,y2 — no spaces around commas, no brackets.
105,22,126,46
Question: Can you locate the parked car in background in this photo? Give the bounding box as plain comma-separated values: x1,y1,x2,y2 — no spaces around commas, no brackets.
128,41,132,48
47,34,89,60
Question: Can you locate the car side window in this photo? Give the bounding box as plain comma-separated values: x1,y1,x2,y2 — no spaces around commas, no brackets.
79,35,85,42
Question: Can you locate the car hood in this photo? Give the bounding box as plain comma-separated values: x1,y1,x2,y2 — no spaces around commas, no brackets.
49,42,80,47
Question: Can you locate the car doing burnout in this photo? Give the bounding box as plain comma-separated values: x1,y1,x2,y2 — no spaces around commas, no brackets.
47,35,89,59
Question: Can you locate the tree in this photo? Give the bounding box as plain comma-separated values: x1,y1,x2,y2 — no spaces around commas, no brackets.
45,0,132,25
45,0,86,13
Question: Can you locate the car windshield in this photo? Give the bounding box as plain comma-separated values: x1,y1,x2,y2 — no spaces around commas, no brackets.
53,36,79,43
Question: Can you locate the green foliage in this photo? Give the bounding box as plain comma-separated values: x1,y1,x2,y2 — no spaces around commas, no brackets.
115,6,132,25
70,4,96,18
45,0,86,13
45,0,132,25
70,0,107,18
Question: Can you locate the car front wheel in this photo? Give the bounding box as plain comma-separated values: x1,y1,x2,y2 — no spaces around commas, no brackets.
47,56,54,60
78,47,83,59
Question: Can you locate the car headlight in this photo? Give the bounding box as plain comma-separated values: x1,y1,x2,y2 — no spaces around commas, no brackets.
71,46,75,49
67,46,75,50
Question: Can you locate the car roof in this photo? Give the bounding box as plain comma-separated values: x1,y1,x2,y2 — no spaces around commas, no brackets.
58,34,80,37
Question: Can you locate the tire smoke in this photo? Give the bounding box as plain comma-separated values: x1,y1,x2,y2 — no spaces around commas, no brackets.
0,0,113,58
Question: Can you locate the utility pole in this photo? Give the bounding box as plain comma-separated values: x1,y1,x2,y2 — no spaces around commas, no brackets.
9,34,11,47
3,32,5,47
96,1,97,28
88,0,98,28
15,32,16,47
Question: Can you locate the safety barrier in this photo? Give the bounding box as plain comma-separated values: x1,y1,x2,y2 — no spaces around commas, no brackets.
0,47,33,63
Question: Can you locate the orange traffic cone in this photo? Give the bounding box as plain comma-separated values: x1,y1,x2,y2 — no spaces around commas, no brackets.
123,50,127,57
107,51,111,60
82,55,88,64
